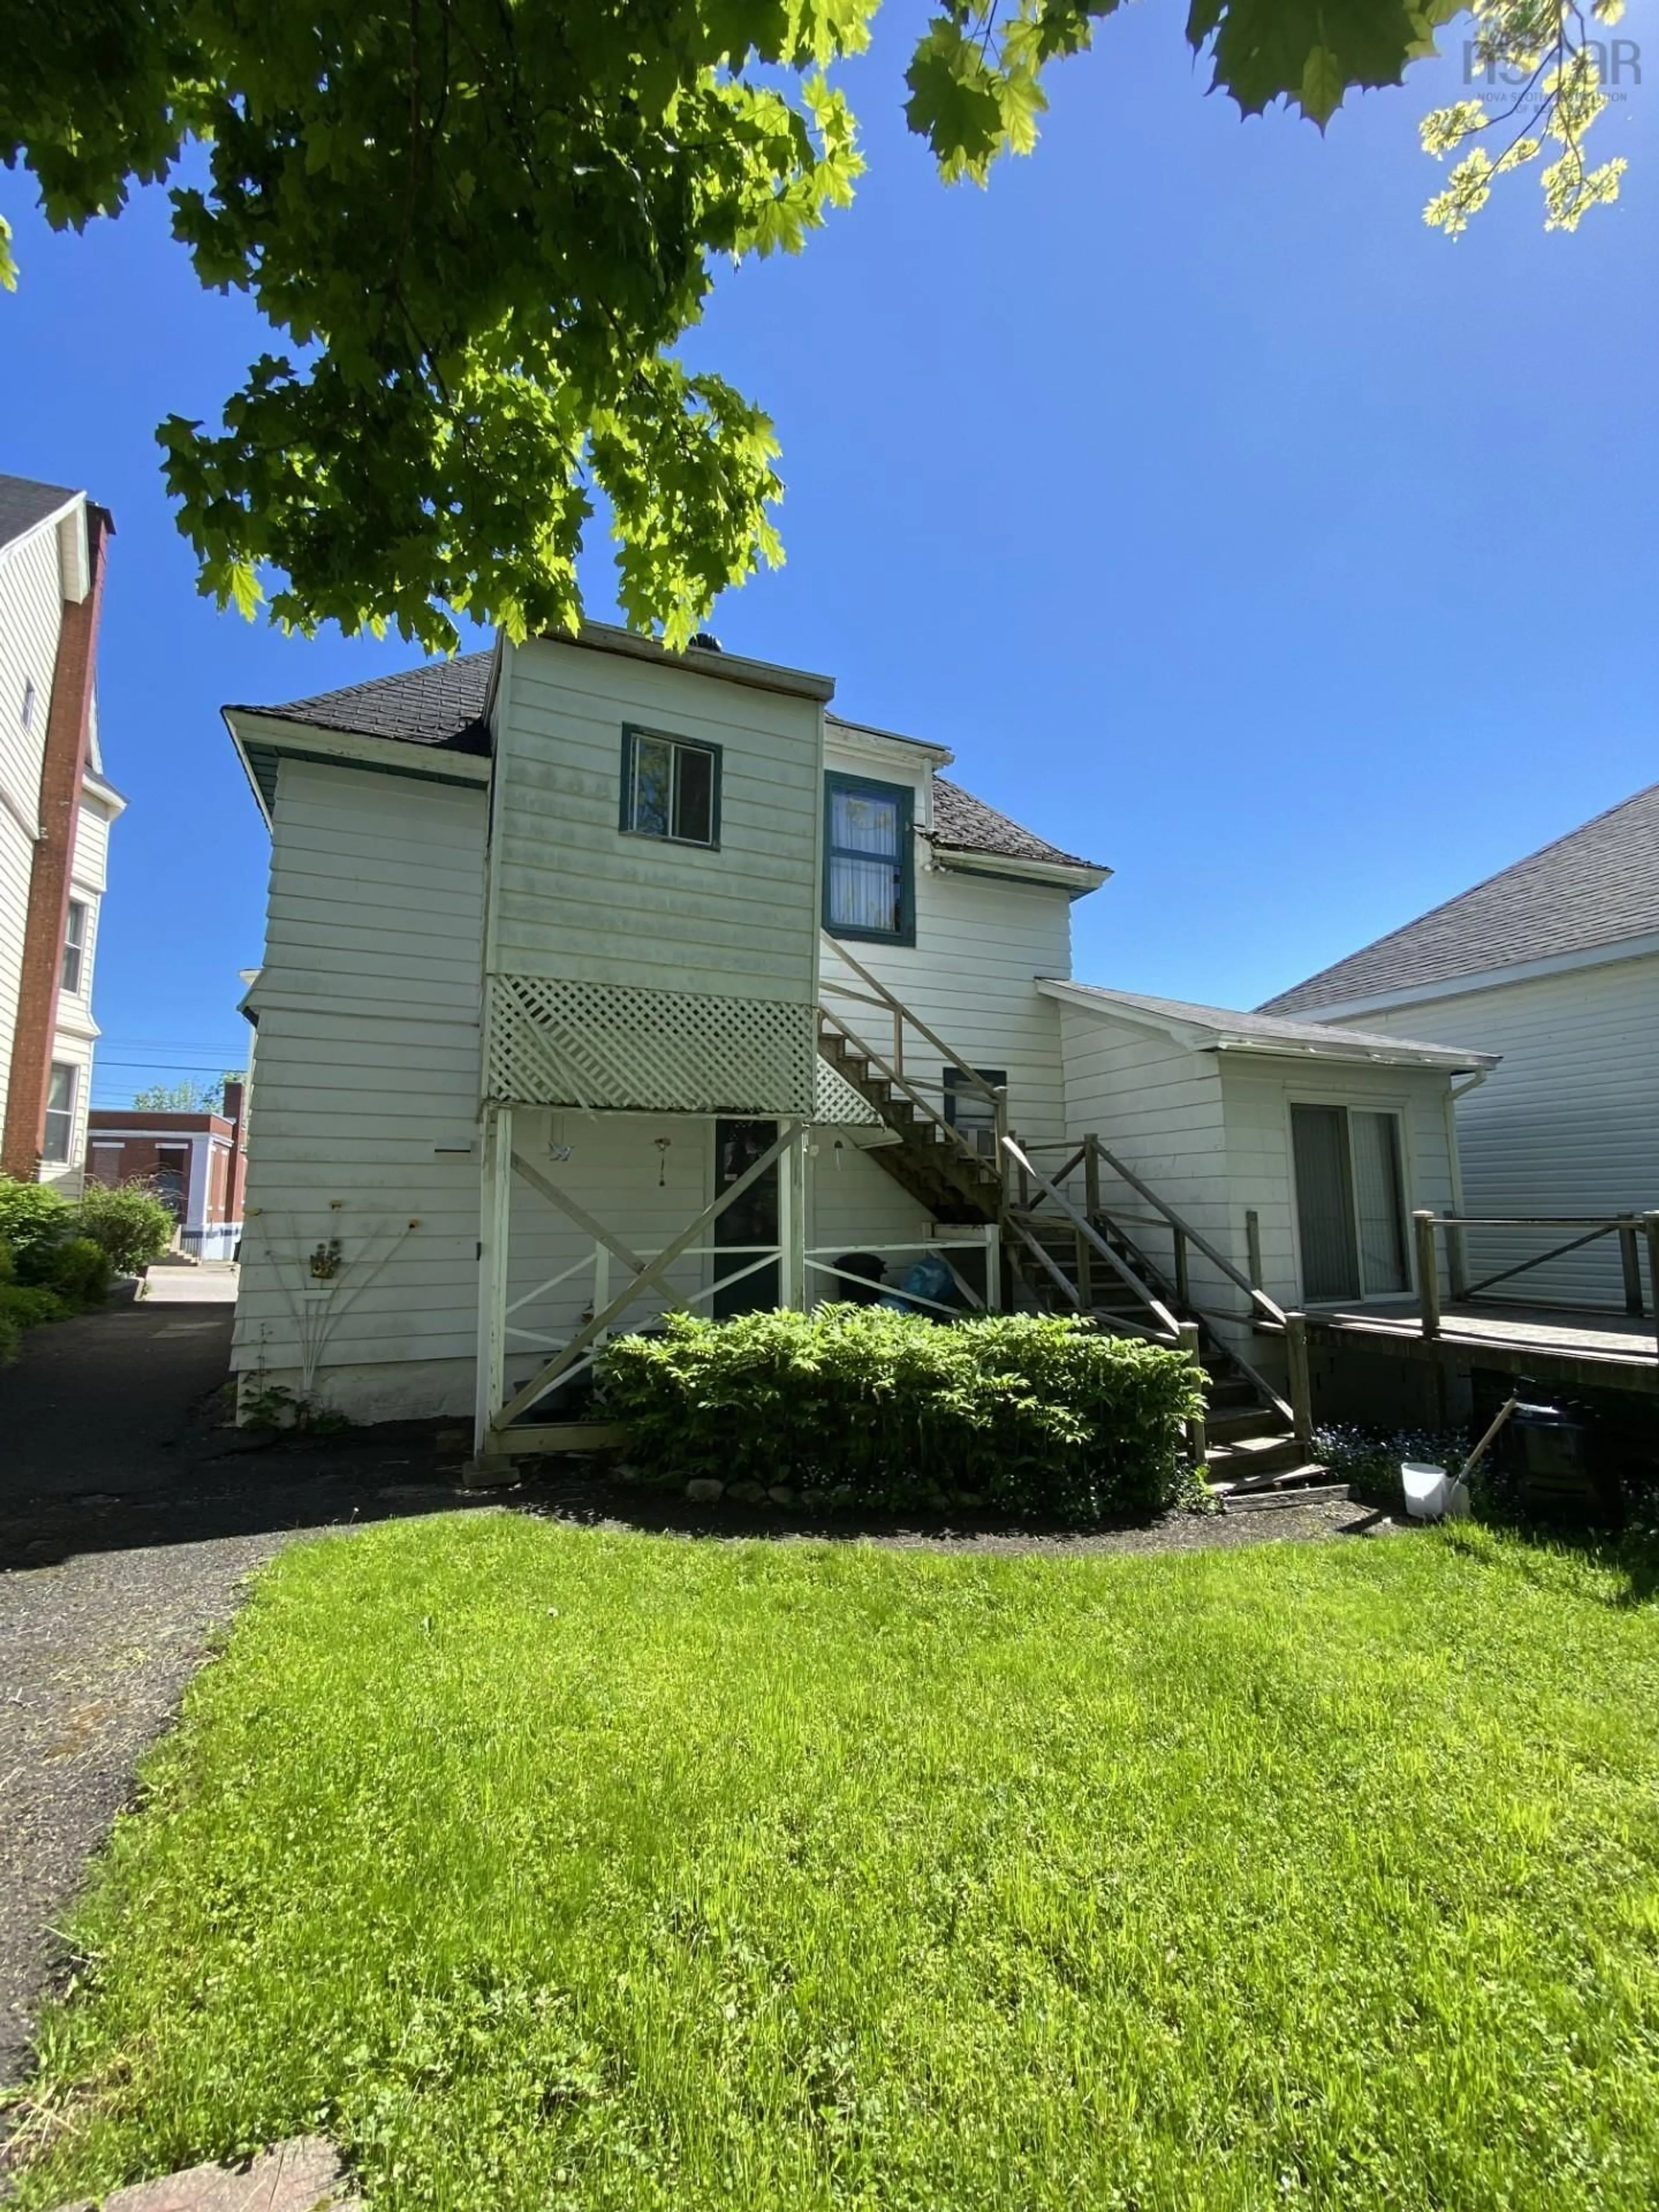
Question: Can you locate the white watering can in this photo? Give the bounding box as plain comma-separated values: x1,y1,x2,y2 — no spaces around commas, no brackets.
1401,1398,1517,1521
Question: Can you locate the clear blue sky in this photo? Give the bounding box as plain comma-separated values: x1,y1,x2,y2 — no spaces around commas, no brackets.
2,5,1653,1103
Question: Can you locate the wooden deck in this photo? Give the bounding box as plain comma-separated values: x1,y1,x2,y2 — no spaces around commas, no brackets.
1306,1297,1659,1393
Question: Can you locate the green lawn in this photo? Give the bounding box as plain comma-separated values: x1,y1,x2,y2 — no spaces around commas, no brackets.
13,1518,1659,2211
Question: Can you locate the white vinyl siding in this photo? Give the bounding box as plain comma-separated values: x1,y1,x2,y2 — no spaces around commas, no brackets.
1058,1005,1235,1317
1054,997,1459,1365
232,757,489,1409
1221,1057,1456,1313
823,737,1074,1149
489,637,822,1004
1317,954,1659,1308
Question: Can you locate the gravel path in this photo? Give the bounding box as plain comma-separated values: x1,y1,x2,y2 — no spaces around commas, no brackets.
0,1529,291,2093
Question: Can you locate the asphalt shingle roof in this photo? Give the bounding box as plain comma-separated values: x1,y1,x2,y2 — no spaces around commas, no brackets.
0,473,79,552
929,777,1101,872
238,652,494,755
1049,981,1496,1066
241,656,1103,871
1262,781,1659,1015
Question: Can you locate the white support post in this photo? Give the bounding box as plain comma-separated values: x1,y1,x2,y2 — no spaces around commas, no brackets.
592,1240,610,1334
984,1220,1002,1313
779,1124,807,1309
473,1103,514,1460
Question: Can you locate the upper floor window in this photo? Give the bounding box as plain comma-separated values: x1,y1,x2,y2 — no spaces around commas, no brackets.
621,726,720,847
60,899,87,995
43,1063,76,1162
824,773,914,944
21,678,36,731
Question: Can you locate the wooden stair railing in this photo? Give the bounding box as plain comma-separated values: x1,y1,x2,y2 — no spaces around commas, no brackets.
814,950,1317,1475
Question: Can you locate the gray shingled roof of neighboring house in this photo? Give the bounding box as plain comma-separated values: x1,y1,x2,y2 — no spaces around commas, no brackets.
0,473,79,550
1044,980,1497,1067
237,656,1105,871
1262,781,1659,1015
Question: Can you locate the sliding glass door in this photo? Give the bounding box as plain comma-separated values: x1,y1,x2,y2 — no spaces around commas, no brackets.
1290,1104,1409,1302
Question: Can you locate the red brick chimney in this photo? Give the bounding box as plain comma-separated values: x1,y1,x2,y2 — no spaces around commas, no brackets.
222,1075,248,1218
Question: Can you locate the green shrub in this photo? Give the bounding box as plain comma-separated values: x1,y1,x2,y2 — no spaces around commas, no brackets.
595,1306,1204,1524
0,1176,75,1283
77,1178,177,1274
46,1233,113,1307
0,1281,69,1329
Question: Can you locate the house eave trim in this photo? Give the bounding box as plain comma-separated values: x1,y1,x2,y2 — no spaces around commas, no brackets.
545,620,837,704
825,718,954,768
1206,1039,1501,1074
931,849,1110,893
224,707,493,824
1036,978,1497,1071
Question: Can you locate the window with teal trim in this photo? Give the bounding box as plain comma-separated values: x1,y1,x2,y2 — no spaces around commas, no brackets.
824,773,914,944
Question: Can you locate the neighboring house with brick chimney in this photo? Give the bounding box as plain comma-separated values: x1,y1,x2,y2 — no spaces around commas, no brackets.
87,1077,249,1259
0,473,124,1193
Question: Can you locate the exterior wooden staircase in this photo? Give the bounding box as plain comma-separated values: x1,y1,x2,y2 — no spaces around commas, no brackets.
817,940,1323,1495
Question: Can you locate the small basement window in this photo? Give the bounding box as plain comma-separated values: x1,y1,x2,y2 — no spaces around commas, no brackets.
621,726,720,847
42,1063,76,1162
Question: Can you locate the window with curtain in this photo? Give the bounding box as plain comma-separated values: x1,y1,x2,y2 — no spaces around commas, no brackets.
60,900,87,995
43,1064,75,1163
823,773,913,943
621,727,720,846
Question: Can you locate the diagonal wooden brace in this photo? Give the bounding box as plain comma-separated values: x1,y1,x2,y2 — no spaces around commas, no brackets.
494,1119,802,1433
512,1150,648,1278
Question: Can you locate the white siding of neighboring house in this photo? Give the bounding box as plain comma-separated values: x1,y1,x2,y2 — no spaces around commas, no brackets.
41,784,114,1193
1319,954,1659,1308
232,756,490,1421
822,732,1076,1150
0,521,63,1145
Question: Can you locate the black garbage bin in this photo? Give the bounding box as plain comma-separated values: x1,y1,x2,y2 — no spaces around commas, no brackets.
1501,1395,1598,1525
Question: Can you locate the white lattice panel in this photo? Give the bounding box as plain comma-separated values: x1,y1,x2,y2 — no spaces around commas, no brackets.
814,1058,882,1127
487,974,818,1115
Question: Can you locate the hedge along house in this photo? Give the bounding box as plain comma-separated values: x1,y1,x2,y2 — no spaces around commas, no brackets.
224,625,1491,1481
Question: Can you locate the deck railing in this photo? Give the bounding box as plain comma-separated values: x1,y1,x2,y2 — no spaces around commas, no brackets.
1413,1208,1659,1357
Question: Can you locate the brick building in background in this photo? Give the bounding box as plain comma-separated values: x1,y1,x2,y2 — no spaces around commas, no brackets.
0,473,124,1191
87,1077,249,1259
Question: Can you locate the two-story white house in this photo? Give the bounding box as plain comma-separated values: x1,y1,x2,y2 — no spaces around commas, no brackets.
225,626,1494,1473
0,474,124,1193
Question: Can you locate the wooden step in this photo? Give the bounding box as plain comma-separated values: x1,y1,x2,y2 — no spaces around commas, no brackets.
1207,1405,1291,1445
1217,1475,1343,1510
1204,1432,1306,1478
